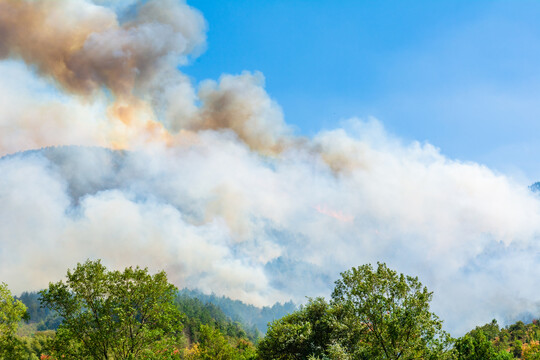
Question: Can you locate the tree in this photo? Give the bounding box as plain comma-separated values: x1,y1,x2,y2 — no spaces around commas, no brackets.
257,297,336,360
331,263,451,359
469,319,500,342
39,260,184,359
258,263,452,360
512,340,523,358
0,282,28,359
189,324,236,360
183,324,257,360
523,341,540,360
453,330,512,360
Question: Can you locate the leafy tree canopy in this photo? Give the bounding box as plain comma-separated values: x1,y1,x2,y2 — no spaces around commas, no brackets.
258,262,452,360
39,260,184,360
453,330,512,360
0,282,28,359
257,297,334,360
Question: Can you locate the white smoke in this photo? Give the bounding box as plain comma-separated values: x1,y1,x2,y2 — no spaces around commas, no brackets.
0,0,539,336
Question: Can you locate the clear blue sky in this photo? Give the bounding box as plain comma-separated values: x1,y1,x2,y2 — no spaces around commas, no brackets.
184,0,540,180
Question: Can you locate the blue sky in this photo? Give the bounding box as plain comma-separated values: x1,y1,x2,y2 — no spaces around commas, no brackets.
184,0,540,180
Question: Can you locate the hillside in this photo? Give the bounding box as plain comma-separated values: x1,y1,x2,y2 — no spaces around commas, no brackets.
178,289,296,334
16,289,262,340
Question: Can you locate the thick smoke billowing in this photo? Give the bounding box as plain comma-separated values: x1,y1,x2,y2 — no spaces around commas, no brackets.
0,0,539,335
0,0,205,96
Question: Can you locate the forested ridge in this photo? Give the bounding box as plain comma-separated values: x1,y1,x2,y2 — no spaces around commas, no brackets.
1,261,539,359
178,289,296,335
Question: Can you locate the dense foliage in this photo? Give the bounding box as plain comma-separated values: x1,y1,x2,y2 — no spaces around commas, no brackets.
0,282,28,358
256,297,337,359
178,289,296,334
2,261,540,359
258,263,452,360
454,319,540,359
3,262,258,359
453,329,513,359
175,294,258,343
39,260,184,359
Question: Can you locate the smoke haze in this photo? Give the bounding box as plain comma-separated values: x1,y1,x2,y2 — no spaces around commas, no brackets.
0,0,539,335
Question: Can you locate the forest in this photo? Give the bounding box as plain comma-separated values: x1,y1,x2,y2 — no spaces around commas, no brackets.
1,260,539,360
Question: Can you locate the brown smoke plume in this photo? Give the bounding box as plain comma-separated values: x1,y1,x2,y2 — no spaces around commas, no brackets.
0,0,398,170
0,0,205,97
0,0,299,156
0,0,208,151
193,72,291,155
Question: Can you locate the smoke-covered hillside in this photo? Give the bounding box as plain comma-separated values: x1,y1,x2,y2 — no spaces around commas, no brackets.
1,0,540,336
2,143,540,335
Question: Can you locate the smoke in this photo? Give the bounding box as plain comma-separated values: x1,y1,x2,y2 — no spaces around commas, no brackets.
0,0,205,96
194,72,291,155
0,0,539,336
0,60,109,154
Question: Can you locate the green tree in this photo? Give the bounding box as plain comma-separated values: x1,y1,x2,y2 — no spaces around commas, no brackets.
258,263,452,360
39,260,184,359
257,297,336,360
512,340,523,358
185,324,256,360
453,330,512,360
193,324,236,360
0,282,28,359
331,263,451,359
470,319,500,342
